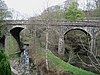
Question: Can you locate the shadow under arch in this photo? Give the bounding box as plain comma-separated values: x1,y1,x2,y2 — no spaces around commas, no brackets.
64,28,91,37
0,35,5,49
64,29,91,61
10,27,24,49
64,28,91,52
64,29,100,74
63,28,94,73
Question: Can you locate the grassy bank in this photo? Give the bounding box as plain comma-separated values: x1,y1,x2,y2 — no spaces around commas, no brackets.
47,50,97,75
31,48,97,75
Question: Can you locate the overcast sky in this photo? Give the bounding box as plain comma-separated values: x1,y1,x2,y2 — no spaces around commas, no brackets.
4,0,91,18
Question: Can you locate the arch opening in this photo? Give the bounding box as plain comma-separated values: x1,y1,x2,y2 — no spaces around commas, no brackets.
63,29,97,73
10,27,24,49
64,29,91,54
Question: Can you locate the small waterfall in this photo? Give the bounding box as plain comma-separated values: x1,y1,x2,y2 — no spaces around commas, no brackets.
21,44,30,75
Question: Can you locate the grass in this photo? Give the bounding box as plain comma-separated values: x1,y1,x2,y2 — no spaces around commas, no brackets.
47,50,97,75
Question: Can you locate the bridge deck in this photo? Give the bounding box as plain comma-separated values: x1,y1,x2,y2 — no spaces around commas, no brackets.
6,20,100,27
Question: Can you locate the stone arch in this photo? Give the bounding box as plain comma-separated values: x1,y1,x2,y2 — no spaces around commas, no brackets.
10,26,25,48
64,28,91,37
64,28,99,74
63,27,92,37
63,28,92,66
9,25,26,32
64,28,91,54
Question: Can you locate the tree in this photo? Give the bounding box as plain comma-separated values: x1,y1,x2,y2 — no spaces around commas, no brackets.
39,5,65,20
0,48,12,75
0,0,11,37
91,0,100,18
64,0,75,9
0,1,12,74
94,0,100,8
92,7,100,17
64,29,100,73
40,9,65,20
65,1,84,20
84,0,100,20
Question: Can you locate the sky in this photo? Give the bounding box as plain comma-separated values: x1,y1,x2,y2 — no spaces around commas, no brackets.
4,0,66,17
4,0,91,18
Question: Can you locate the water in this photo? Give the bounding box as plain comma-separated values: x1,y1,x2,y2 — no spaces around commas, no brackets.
21,45,30,75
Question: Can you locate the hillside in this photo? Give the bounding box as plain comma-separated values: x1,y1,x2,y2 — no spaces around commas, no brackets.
30,48,97,75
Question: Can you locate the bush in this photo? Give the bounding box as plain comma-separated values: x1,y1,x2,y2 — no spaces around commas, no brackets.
0,48,12,75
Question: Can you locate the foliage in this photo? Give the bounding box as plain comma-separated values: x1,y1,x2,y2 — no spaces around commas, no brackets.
65,1,84,20
0,0,12,37
0,48,12,75
64,30,90,52
0,20,5,37
40,9,65,20
47,50,97,75
64,29,100,74
95,7,100,17
30,33,97,75
30,44,97,75
91,7,100,17
83,0,100,20
64,30,91,64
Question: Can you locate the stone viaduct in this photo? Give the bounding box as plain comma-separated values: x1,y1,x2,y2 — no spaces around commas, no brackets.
3,20,100,55
0,20,100,74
